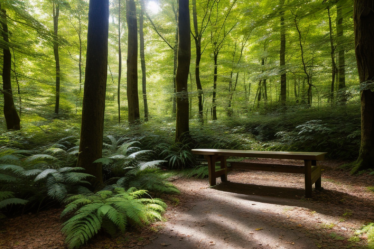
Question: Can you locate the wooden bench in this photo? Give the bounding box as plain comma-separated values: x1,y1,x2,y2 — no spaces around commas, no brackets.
191,149,327,198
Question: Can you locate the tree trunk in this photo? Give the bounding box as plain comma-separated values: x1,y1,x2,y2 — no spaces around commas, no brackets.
1,6,20,130
126,0,140,124
192,0,203,124
327,6,336,106
172,4,178,117
77,0,109,187
212,52,218,120
337,0,346,104
53,3,60,114
280,0,287,106
139,0,148,122
294,15,311,106
175,0,191,142
351,0,374,173
118,0,122,124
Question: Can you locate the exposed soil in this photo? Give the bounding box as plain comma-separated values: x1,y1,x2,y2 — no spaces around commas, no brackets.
1,159,373,249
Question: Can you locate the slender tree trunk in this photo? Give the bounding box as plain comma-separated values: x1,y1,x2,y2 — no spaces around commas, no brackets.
11,49,21,116
280,0,287,106
1,6,20,130
327,6,336,106
351,0,374,173
139,0,148,122
337,0,346,104
192,0,203,124
212,52,218,120
175,0,191,142
53,3,60,114
78,16,82,94
294,16,312,106
172,3,178,117
118,0,122,124
126,0,140,124
77,0,109,187
228,72,239,115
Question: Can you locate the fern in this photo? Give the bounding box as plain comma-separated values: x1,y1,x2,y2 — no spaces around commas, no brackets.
61,187,166,249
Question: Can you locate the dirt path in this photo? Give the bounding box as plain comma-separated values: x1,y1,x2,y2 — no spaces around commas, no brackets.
143,159,372,249
0,159,372,249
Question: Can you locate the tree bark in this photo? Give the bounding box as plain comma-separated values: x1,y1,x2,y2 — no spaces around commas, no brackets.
175,0,191,142
212,52,218,120
77,0,109,187
139,0,148,122
192,0,204,124
294,15,312,106
280,0,287,106
126,0,140,124
327,6,337,106
118,0,122,124
1,6,20,130
337,0,346,104
352,0,374,173
53,2,60,114
172,3,178,117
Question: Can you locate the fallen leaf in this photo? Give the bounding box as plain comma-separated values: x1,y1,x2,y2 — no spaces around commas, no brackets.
255,228,263,231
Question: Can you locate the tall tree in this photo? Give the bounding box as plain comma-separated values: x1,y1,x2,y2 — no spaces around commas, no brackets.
139,0,148,121
126,0,140,124
53,1,60,114
118,0,122,123
210,0,237,120
337,0,346,104
1,4,20,130
191,0,213,124
77,0,109,187
327,4,337,106
294,14,313,106
175,0,191,142
280,0,287,106
351,0,374,173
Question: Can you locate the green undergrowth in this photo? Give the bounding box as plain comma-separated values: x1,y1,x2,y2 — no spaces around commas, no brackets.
356,223,374,249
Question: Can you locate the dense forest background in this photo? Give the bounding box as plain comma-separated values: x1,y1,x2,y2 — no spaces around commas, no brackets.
2,0,374,248
0,0,362,159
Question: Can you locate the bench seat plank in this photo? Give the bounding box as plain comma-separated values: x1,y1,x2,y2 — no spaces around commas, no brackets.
192,149,326,161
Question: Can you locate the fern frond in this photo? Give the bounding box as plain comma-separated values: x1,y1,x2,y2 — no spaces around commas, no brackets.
0,155,20,163
0,198,28,208
25,154,58,162
139,160,166,170
34,169,58,181
0,164,24,173
0,173,17,182
0,191,14,201
128,150,152,159
22,169,43,176
45,148,66,154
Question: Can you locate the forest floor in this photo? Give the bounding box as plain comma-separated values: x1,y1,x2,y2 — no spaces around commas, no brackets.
1,159,373,249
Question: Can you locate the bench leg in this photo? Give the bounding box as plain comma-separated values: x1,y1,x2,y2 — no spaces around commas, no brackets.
220,156,228,182
206,155,216,186
304,160,312,198
312,160,322,190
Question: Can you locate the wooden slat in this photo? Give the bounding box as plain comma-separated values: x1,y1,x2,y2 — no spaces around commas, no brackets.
231,162,304,174
214,169,227,178
192,149,326,161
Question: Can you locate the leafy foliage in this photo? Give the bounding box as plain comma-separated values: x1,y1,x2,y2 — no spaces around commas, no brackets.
61,187,166,249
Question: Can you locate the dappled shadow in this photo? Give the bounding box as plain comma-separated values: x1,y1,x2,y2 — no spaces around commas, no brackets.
143,177,369,249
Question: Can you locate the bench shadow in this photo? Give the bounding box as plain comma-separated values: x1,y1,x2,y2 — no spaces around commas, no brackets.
212,181,374,220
